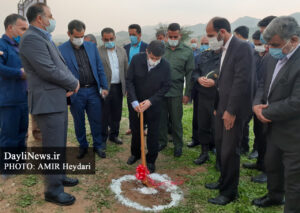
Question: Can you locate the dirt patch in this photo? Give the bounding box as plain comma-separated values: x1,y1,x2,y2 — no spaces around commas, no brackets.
121,180,172,208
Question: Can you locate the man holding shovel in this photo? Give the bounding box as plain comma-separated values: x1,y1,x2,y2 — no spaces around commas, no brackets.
126,40,171,173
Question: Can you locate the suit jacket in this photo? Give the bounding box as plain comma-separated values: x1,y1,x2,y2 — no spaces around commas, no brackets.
126,53,171,107
216,36,255,119
124,41,148,59
58,41,108,103
0,35,27,106
254,47,300,151
98,45,128,96
19,26,78,115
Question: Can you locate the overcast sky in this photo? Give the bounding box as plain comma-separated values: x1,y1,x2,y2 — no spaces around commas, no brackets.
0,0,299,36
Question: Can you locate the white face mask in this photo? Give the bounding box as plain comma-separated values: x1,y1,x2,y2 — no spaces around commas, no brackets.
148,58,161,67
208,36,224,51
168,39,179,47
72,37,84,46
191,43,197,49
254,45,266,53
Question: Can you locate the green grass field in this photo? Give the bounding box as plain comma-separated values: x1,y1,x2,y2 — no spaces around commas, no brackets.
0,99,284,213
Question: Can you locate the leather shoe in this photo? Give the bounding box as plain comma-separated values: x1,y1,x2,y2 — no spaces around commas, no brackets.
147,163,156,173
127,155,140,165
187,140,200,148
63,177,79,187
109,137,123,145
94,148,106,158
158,144,167,152
193,153,209,165
205,182,220,190
252,195,284,207
208,195,236,205
242,162,260,170
45,192,76,206
248,150,258,159
251,172,267,183
77,148,88,159
174,148,182,157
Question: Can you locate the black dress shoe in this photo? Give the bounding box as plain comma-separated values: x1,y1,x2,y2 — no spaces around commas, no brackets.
205,182,220,190
251,172,267,183
193,153,209,165
77,148,88,159
127,155,140,165
187,140,200,148
147,163,156,173
248,150,258,159
45,192,76,206
109,137,123,145
158,144,167,152
174,148,182,157
252,195,284,207
242,162,260,170
94,148,106,158
240,147,249,155
208,195,235,205
63,177,79,187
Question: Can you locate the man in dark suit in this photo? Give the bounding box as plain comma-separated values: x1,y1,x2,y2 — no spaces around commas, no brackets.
19,3,79,205
59,20,108,159
252,16,300,213
126,41,171,173
204,17,255,205
124,24,148,135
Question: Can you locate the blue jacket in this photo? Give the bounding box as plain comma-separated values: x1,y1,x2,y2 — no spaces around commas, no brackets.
0,34,27,106
124,41,148,59
58,41,108,103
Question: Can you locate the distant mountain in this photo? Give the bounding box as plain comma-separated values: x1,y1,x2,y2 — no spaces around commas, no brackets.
53,12,300,44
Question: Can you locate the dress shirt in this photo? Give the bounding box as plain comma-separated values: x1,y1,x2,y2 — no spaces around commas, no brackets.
129,41,141,64
220,35,233,71
107,48,120,84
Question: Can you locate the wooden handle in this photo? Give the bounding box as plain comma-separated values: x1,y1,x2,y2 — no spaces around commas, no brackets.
140,112,146,167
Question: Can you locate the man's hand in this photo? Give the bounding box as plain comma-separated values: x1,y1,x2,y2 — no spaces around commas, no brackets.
139,100,151,112
101,89,109,98
213,110,216,116
66,91,74,97
0,51,3,55
253,104,272,123
182,96,189,105
20,68,26,79
222,111,236,130
74,81,80,93
134,105,141,113
198,77,215,88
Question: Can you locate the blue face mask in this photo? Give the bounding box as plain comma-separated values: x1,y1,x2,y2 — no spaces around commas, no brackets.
13,35,21,44
130,35,138,45
200,44,209,52
105,41,115,49
45,19,56,33
269,47,286,60
260,34,267,45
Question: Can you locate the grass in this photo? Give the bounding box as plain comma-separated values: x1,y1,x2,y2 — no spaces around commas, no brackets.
4,98,284,213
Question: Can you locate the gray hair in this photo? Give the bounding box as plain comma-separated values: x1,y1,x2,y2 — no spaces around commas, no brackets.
263,16,300,42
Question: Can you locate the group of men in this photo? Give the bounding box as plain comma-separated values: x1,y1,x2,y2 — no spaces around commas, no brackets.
0,2,299,212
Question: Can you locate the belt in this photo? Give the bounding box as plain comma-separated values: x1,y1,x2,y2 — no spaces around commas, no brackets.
80,84,97,88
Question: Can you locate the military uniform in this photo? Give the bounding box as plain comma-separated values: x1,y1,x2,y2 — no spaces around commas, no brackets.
159,42,194,155
191,50,221,154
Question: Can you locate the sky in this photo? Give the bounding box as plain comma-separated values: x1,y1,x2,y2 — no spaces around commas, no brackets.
0,0,300,36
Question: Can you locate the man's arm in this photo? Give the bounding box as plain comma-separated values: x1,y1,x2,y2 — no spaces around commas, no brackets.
0,45,23,79
125,55,137,104
94,45,108,90
226,43,253,115
262,70,300,121
20,35,78,91
184,51,195,97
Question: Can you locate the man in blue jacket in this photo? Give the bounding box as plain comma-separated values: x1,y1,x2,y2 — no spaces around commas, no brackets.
0,14,28,151
59,20,108,159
